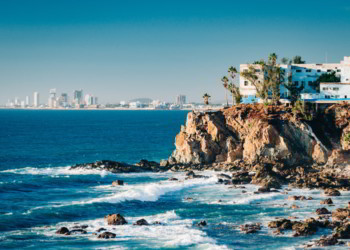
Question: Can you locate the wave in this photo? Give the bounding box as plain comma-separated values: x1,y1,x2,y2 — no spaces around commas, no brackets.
72,175,218,205
1,166,111,177
41,210,228,249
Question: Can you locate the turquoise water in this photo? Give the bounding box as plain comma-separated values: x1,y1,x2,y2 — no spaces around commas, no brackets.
0,110,349,249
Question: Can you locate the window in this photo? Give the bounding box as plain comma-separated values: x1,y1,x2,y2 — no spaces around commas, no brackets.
335,95,340,98
327,69,332,72
308,81,313,84
345,95,348,98
317,70,321,73
306,69,312,72
333,87,339,91
255,69,261,72
323,87,328,90
301,81,305,84
337,69,341,72
294,81,299,84
325,95,330,99
244,81,249,86
296,69,302,73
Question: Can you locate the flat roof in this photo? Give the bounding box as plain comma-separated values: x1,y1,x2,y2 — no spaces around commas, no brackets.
320,82,350,85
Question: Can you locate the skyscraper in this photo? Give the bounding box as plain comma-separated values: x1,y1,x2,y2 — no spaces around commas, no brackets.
25,96,30,106
34,92,39,107
73,89,83,105
48,89,57,108
176,95,186,105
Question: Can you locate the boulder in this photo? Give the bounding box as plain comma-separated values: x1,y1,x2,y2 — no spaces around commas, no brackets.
98,232,116,239
97,228,106,232
56,227,70,235
288,195,306,201
320,198,333,205
69,229,87,234
133,219,149,226
324,189,341,196
332,208,350,221
197,220,207,227
334,223,350,239
105,214,127,225
316,207,331,215
313,235,339,247
112,180,124,186
239,223,261,234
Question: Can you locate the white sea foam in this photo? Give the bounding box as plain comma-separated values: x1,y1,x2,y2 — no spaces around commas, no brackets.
1,166,110,177
73,175,218,205
44,210,227,249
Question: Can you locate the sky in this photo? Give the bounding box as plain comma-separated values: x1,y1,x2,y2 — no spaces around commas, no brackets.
1,0,350,104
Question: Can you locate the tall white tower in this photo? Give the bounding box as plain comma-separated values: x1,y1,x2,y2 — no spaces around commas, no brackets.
25,96,30,106
34,92,39,107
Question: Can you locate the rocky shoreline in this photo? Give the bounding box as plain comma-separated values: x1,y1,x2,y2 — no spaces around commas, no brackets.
68,102,350,247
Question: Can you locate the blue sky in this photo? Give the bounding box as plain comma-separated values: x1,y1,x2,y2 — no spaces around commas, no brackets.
1,0,350,104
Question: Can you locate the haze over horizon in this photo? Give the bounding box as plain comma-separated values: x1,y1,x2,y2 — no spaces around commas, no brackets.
1,0,350,105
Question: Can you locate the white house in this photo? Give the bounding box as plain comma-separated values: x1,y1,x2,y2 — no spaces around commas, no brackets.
240,56,350,103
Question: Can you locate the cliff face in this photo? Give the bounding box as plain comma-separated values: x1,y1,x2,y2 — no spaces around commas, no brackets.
171,103,350,167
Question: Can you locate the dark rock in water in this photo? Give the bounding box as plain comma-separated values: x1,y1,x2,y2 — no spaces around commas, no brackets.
288,195,306,201
197,221,207,227
257,187,270,193
217,178,224,184
313,235,339,246
112,180,124,186
334,223,350,239
324,189,341,196
239,223,261,234
216,173,231,180
70,229,87,234
133,219,149,226
185,197,194,201
105,214,127,225
168,177,178,181
71,225,88,230
273,229,284,235
268,219,293,230
56,227,70,235
70,159,163,174
316,207,331,215
292,218,319,237
320,198,333,205
97,228,106,232
186,171,209,179
153,221,162,225
98,232,116,239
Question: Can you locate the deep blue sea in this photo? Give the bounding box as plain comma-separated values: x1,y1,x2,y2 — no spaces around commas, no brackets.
0,110,349,250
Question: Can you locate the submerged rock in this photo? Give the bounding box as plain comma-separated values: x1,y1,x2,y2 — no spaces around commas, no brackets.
112,180,124,186
320,198,333,205
56,227,70,235
133,219,149,226
239,223,261,234
197,221,207,227
98,232,116,239
105,214,127,225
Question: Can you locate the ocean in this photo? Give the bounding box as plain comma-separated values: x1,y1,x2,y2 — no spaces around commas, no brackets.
0,110,349,249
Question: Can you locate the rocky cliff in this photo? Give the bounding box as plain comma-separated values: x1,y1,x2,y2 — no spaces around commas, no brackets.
170,103,350,168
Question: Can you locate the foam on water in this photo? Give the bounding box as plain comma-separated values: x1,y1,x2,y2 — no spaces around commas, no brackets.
1,166,111,177
40,210,227,249
73,174,218,205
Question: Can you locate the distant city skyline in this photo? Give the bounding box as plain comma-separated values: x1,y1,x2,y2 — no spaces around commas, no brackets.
1,0,350,105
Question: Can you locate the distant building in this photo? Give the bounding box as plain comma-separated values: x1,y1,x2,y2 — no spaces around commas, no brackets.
20,100,25,108
240,56,350,103
25,96,30,106
33,92,39,107
73,89,83,105
84,94,95,106
129,101,141,108
59,93,69,107
176,95,186,105
302,82,350,100
48,88,57,108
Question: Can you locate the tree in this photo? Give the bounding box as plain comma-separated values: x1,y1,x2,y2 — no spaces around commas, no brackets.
283,72,304,105
240,64,269,103
203,93,211,105
227,67,242,105
221,76,229,107
293,56,305,64
311,72,341,91
265,53,284,105
281,57,290,65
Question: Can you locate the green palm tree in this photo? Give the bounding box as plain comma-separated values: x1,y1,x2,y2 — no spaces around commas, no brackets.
268,53,277,65
203,93,211,105
221,76,229,106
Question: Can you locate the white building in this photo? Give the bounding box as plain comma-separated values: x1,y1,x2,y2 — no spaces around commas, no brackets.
176,95,186,105
240,56,350,102
25,96,30,106
48,89,57,108
33,92,39,107
129,101,141,108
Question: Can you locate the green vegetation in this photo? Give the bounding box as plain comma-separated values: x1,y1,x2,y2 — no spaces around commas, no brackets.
311,72,341,91
344,133,350,143
292,100,312,120
283,71,304,105
292,56,305,64
203,93,211,105
220,67,242,106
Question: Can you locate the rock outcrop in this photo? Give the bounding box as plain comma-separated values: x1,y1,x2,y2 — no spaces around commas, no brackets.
170,103,350,169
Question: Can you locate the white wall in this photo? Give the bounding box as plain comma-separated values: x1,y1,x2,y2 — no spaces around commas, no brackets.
320,83,350,98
